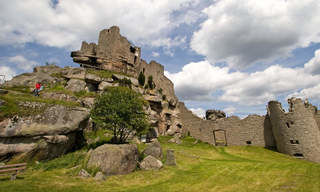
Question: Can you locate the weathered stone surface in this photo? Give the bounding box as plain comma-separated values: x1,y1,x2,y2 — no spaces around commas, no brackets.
3,72,59,88
78,169,91,178
85,73,101,83
0,105,89,137
165,149,176,166
143,140,163,159
112,74,139,87
81,97,95,108
0,105,89,161
98,81,113,91
268,98,320,163
71,26,141,76
206,110,226,121
62,67,86,80
66,79,86,92
143,95,162,103
43,135,69,144
94,172,106,181
41,92,79,103
87,144,138,176
33,65,64,74
140,155,163,170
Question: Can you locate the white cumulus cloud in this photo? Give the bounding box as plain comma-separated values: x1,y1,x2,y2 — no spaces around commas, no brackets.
191,0,320,69
0,66,16,81
190,108,206,118
167,50,320,106
0,0,199,50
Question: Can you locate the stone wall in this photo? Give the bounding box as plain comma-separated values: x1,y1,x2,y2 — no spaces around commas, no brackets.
178,102,275,147
267,98,320,162
138,60,177,104
71,26,141,76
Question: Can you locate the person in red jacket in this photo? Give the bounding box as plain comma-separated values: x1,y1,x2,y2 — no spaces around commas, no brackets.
34,82,41,96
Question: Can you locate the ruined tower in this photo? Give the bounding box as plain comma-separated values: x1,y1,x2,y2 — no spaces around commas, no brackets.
71,26,141,76
267,98,320,162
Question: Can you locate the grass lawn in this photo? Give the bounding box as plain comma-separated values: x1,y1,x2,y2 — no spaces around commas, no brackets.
0,136,319,192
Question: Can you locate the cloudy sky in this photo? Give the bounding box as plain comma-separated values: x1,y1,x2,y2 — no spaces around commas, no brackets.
1,0,320,118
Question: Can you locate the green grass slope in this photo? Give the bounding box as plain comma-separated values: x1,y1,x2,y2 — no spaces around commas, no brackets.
1,137,319,192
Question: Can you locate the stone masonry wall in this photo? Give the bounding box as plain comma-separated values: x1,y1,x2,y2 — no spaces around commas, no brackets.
267,98,320,162
178,102,275,147
71,26,141,76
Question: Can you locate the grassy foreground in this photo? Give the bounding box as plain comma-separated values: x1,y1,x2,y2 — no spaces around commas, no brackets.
1,137,320,192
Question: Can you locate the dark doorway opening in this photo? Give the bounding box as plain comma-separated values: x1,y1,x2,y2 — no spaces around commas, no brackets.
213,129,227,146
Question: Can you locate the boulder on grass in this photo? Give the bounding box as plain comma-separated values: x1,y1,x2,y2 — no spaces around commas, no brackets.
143,140,163,159
87,144,138,176
140,155,163,170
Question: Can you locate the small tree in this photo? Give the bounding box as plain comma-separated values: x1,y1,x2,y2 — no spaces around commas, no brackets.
138,71,145,86
91,87,149,144
147,75,155,90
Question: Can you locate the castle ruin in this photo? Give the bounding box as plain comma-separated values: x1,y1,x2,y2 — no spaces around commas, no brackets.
71,26,181,138
72,26,320,163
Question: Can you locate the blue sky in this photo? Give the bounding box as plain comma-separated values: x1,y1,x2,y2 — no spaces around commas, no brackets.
1,0,320,118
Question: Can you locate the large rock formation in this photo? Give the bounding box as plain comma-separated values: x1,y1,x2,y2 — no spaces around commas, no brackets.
0,105,89,161
70,26,182,137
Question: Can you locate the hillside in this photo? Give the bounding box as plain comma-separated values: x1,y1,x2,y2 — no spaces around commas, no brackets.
1,136,319,192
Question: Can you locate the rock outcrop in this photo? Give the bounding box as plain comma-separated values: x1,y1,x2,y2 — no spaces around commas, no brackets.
71,26,182,137
71,26,141,76
87,144,138,176
0,105,89,161
206,110,226,121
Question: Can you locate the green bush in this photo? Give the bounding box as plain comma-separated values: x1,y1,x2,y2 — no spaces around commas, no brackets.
138,71,145,86
147,75,155,90
90,87,149,144
117,78,132,88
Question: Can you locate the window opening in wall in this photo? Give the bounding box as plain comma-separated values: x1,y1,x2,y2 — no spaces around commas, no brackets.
246,141,252,145
293,153,304,157
290,140,299,144
130,46,135,53
286,122,290,128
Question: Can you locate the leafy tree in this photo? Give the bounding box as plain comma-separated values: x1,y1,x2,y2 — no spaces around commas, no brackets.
138,71,145,86
90,87,149,144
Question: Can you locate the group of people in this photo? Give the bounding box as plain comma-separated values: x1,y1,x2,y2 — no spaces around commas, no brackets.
33,82,44,96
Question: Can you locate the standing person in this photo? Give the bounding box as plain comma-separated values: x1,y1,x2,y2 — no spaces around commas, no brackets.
34,82,41,96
